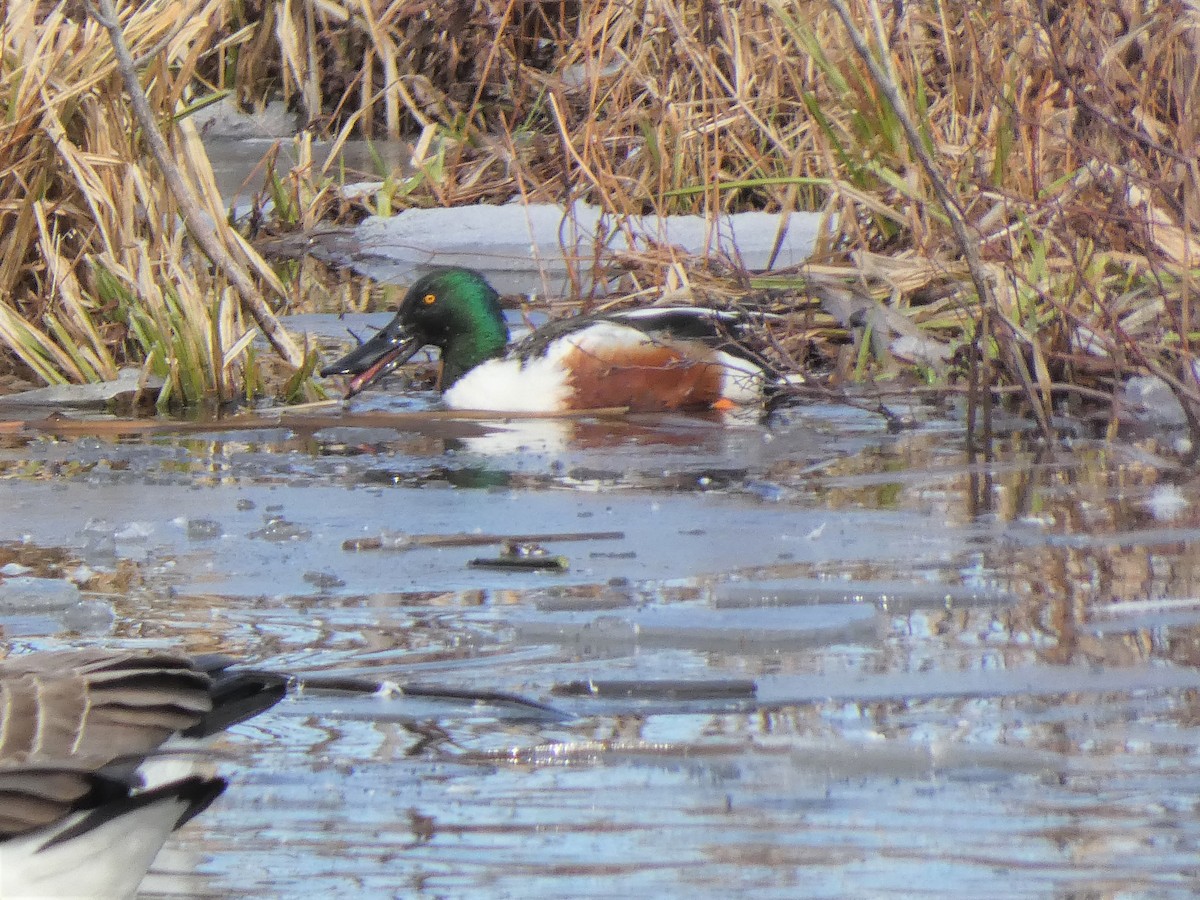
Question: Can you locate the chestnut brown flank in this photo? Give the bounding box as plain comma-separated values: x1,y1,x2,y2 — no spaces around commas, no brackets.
562,341,727,411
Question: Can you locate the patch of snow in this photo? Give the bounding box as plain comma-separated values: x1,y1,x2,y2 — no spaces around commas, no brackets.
1146,484,1189,521
347,201,827,294
0,368,162,409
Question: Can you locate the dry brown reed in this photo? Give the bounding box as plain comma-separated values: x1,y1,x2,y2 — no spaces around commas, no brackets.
0,0,305,406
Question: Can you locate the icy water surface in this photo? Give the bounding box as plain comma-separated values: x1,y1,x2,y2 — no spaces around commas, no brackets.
4,399,1200,898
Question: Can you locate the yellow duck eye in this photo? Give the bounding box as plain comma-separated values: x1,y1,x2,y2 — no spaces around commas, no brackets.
422,293,437,305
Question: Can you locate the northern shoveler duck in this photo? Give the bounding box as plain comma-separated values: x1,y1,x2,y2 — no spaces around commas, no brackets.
320,267,778,413
0,649,285,899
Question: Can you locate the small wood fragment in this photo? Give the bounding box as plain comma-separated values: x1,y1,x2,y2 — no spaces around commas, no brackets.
468,555,570,572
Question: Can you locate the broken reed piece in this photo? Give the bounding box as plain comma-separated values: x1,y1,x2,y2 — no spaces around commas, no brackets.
294,675,567,717
0,407,632,440
468,554,570,572
342,530,624,552
550,679,759,700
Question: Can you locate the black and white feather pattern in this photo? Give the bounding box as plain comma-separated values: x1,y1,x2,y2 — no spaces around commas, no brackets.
0,649,285,899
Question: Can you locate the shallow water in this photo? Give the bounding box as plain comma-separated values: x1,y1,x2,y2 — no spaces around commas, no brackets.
4,390,1200,898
